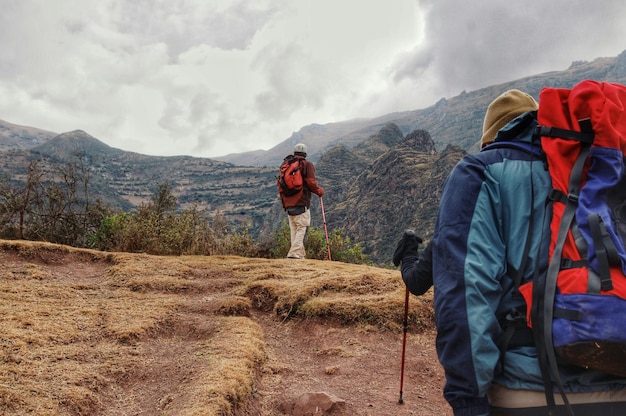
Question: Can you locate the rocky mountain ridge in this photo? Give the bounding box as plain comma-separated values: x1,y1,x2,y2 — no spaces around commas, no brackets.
218,50,626,167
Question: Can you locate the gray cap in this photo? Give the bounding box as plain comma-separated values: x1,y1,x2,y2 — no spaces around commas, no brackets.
294,143,307,153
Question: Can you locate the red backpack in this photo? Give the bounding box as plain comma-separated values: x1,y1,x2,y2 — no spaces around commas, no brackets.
517,80,626,410
277,155,304,197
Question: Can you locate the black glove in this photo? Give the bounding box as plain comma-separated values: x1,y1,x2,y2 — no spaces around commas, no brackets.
402,241,433,296
392,229,423,266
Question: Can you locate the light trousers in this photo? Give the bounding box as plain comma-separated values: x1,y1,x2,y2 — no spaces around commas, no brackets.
287,208,310,259
488,383,626,415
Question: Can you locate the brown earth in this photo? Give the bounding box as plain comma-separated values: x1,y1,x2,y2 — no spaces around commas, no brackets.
250,313,450,416
0,243,451,416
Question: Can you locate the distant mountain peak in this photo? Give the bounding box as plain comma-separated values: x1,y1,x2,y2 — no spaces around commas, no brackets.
399,129,436,154
32,130,118,161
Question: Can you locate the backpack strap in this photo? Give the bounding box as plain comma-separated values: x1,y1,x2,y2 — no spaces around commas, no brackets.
535,123,595,145
546,193,590,272
295,157,307,182
493,136,542,372
532,119,594,415
482,141,543,158
588,214,619,291
486,114,544,366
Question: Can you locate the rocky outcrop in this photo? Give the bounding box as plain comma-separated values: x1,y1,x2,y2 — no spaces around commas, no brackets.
279,391,347,416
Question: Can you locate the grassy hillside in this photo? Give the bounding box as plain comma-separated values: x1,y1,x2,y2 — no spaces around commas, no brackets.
0,240,436,415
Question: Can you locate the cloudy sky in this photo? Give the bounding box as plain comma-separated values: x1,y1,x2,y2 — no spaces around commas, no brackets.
1,1,625,158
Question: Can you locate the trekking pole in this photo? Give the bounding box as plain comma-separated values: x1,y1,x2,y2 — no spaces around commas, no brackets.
399,286,409,404
319,196,332,261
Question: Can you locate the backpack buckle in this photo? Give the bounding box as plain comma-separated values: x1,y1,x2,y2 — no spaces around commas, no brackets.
567,193,579,204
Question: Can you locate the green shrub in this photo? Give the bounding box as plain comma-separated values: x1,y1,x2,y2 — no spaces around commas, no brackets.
265,221,368,264
2,174,368,265
266,220,291,259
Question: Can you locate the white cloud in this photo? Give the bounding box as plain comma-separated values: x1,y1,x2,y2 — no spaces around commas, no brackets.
0,0,625,158
391,0,626,98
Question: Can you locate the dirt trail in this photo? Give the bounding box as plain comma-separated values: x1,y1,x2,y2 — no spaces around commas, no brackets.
250,311,450,416
101,261,450,415
2,248,451,415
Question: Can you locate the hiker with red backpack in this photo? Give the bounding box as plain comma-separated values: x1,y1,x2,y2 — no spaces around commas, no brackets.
427,88,626,416
278,143,324,259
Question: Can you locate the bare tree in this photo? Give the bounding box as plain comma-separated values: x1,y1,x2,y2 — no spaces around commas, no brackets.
0,154,109,247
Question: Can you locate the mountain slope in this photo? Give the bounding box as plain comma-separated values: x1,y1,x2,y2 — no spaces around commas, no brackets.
329,130,464,261
218,50,626,167
32,129,124,160
0,131,278,232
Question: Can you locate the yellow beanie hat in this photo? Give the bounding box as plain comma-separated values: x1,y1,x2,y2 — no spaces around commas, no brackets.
481,89,538,148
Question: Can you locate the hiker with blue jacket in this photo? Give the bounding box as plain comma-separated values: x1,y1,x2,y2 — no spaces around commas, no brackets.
396,90,626,415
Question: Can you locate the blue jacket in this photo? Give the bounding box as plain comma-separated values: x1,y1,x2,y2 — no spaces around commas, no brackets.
432,112,626,416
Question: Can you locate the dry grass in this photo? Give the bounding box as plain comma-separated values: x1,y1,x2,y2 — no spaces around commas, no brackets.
229,257,434,331
0,240,434,415
184,317,265,416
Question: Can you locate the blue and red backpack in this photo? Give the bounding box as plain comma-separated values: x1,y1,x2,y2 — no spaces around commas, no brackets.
517,80,626,409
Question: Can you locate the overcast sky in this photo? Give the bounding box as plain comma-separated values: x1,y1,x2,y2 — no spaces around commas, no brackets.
1,1,625,158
